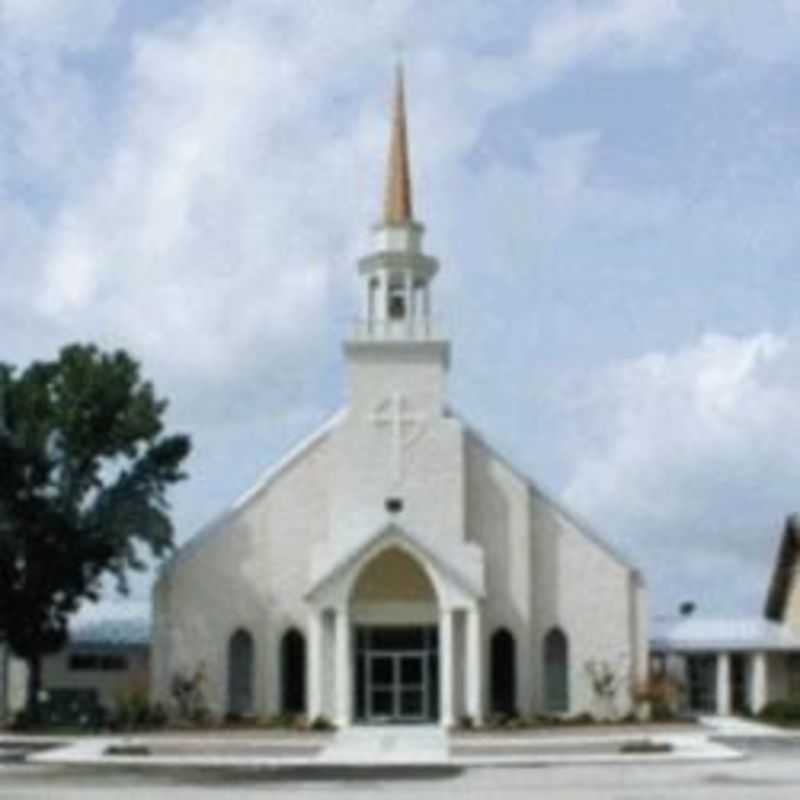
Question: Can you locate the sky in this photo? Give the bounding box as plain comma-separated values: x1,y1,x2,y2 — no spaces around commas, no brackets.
2,0,800,625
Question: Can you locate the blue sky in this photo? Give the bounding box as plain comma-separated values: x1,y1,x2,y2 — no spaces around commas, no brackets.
3,0,800,623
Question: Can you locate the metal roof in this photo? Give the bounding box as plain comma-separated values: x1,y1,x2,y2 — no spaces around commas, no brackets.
69,617,150,647
650,615,800,653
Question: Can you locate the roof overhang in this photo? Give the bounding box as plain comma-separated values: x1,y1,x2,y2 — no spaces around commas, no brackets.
305,522,485,609
764,513,800,621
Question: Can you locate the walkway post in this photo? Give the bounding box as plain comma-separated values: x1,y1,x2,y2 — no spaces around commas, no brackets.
335,607,351,727
749,651,767,714
439,608,454,727
307,610,323,720
716,652,731,715
465,605,482,725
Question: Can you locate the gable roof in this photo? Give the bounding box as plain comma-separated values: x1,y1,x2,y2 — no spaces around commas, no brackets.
158,408,345,579
452,408,641,577
764,513,800,621
305,522,484,603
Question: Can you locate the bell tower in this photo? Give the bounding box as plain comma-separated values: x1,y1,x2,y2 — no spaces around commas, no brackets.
330,64,466,556
345,64,450,415
359,63,437,341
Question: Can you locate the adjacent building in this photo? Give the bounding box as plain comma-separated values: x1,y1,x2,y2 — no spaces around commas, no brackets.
1,619,149,721
651,514,800,715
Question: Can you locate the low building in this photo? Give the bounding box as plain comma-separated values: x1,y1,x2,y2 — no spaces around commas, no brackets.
40,618,150,712
1,618,150,722
651,514,800,715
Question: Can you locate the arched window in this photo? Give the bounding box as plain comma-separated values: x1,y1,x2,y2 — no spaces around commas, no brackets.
543,627,569,713
227,628,254,717
490,628,517,715
281,628,306,713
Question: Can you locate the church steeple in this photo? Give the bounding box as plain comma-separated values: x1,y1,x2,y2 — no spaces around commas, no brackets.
383,64,414,226
348,65,445,357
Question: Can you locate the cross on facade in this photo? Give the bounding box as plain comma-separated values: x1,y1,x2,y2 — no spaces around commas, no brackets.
371,392,426,482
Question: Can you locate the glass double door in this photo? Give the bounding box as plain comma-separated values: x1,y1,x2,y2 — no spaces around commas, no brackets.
366,652,427,722
355,626,438,723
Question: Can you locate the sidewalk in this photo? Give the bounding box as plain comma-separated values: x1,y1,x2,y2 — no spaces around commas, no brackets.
699,715,799,738
24,724,745,770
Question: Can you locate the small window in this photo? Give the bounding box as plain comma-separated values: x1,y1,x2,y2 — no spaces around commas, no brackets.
543,627,569,713
69,652,128,671
69,654,99,671
100,654,128,671
788,654,800,696
388,290,406,319
385,498,403,513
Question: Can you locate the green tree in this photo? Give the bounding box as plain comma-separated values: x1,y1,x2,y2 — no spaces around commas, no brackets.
0,344,190,720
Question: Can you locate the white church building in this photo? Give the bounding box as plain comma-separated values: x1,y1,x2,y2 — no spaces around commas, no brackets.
151,70,648,727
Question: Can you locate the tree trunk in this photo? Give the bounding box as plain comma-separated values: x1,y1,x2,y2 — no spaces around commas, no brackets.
26,653,43,723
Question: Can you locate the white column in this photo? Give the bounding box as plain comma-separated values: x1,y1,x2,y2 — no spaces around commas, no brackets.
439,608,454,727
404,272,414,337
716,653,731,715
366,278,376,335
335,607,351,727
465,604,483,725
380,273,389,329
409,277,418,335
750,651,768,714
307,610,323,720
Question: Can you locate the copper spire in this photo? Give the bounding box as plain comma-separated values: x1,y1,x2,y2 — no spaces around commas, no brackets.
383,64,414,225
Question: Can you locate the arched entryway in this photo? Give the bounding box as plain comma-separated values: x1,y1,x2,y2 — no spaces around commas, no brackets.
543,627,569,713
490,628,516,715
350,546,439,723
281,628,306,713
227,628,254,717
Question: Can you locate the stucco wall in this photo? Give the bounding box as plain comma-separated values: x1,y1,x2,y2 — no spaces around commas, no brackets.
153,395,644,723
463,431,532,715
151,427,333,718
331,346,466,556
464,430,642,718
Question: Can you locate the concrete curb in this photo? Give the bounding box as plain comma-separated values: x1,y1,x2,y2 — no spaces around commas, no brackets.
27,732,745,771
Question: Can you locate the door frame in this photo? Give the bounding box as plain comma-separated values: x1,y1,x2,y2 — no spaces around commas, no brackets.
365,650,428,723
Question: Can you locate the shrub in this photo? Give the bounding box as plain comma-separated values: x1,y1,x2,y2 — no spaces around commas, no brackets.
150,703,168,728
14,689,106,731
619,739,673,754
309,715,336,731
170,663,208,723
105,744,151,756
634,674,684,721
760,700,800,725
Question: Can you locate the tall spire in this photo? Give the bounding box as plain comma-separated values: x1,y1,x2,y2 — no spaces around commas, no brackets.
383,63,414,225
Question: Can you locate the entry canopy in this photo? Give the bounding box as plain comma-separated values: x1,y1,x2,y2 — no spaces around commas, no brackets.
306,523,485,609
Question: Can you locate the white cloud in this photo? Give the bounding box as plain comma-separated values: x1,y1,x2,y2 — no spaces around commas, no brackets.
563,331,800,613
527,0,687,81
0,0,121,50
4,0,800,625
